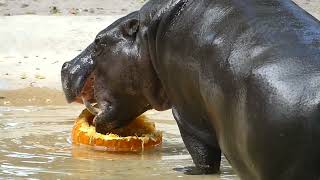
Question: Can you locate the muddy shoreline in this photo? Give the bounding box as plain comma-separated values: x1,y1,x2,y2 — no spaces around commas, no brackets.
0,87,68,106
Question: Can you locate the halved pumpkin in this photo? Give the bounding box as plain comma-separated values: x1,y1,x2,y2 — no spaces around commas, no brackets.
72,109,162,152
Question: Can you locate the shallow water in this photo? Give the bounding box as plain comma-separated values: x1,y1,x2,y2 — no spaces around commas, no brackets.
0,105,238,179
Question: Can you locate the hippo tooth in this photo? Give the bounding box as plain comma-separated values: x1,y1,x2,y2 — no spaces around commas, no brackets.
82,96,100,115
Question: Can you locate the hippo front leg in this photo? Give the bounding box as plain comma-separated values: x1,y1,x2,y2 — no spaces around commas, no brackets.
172,108,221,175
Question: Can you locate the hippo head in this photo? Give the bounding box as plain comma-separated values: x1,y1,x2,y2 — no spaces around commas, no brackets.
61,11,170,134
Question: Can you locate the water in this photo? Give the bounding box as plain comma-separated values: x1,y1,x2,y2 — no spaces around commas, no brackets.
0,105,238,179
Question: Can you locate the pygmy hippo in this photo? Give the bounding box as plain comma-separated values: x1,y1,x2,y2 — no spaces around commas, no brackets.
61,0,320,179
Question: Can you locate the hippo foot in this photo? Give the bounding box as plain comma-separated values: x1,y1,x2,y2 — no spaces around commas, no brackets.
173,166,219,175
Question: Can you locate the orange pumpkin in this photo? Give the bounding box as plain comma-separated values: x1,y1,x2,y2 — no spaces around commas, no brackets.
72,109,162,152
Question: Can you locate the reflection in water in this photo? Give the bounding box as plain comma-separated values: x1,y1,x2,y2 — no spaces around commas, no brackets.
0,106,238,179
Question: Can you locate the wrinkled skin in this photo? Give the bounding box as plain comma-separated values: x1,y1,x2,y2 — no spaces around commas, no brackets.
61,0,320,179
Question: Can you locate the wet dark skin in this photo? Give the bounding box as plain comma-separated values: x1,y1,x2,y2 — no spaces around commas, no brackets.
61,0,320,179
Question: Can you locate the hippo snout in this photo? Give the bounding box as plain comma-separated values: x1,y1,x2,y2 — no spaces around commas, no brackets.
61,43,96,104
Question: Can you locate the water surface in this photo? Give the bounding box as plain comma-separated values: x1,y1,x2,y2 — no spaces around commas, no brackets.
0,106,238,179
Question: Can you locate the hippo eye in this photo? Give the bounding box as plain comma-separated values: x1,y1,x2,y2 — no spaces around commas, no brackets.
122,19,139,37
93,48,103,58
94,34,105,44
92,43,103,58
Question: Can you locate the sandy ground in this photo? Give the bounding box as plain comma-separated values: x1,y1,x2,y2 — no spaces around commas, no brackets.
0,0,145,16
0,0,317,17
0,0,319,106
294,0,320,19
0,15,121,106
0,15,120,90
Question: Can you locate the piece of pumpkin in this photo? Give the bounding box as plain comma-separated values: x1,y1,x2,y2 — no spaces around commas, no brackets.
72,109,162,152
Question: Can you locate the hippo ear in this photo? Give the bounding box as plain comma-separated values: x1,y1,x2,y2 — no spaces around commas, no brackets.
122,19,139,36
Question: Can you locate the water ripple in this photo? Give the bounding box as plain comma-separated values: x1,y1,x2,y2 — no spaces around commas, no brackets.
0,106,237,179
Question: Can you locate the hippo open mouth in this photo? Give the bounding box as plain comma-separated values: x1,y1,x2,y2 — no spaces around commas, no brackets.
77,73,101,116
62,66,100,118
60,43,103,120
73,73,94,102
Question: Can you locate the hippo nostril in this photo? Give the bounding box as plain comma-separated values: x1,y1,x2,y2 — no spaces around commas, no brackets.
62,62,70,70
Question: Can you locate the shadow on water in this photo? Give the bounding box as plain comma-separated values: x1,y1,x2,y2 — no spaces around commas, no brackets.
0,106,238,179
